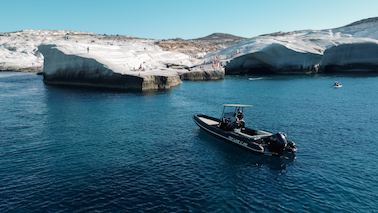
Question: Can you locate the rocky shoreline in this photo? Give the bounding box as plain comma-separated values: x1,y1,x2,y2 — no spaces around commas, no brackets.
1,17,378,91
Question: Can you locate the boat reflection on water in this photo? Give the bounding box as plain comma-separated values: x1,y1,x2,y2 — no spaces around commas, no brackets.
197,131,295,171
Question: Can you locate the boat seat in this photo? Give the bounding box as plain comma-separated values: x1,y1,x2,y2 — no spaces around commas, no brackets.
198,117,219,126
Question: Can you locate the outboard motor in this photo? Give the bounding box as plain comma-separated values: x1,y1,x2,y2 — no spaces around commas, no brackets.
286,140,297,153
268,132,288,155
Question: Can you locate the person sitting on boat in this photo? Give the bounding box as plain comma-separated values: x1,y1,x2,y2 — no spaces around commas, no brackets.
227,113,237,130
236,110,245,129
219,112,233,131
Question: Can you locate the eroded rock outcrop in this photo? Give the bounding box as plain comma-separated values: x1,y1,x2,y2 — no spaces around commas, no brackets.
213,17,378,75
320,42,378,73
179,69,224,80
39,44,181,91
225,43,322,74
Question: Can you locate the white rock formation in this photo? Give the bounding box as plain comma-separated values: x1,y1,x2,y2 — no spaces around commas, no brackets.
320,42,378,72
0,30,92,71
39,42,178,91
225,43,323,74
38,35,226,90
0,29,225,90
1,16,378,91
333,17,378,39
211,17,378,74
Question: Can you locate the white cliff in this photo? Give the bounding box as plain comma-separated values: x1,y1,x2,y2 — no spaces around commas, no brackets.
1,17,378,91
34,33,223,91
320,42,378,72
211,17,378,74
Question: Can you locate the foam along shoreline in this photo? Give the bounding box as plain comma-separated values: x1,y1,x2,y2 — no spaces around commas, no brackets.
38,44,224,91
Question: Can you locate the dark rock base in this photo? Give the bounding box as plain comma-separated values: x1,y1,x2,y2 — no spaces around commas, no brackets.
179,70,224,80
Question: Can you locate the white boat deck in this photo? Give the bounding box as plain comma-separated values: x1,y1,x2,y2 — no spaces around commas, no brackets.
198,117,219,126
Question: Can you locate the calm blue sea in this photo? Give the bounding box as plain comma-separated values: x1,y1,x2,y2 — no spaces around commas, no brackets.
0,72,377,212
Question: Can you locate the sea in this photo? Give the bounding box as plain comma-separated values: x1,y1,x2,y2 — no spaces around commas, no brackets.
1,72,377,212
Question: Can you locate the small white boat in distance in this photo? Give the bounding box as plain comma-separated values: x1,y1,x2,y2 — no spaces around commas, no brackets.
334,81,343,88
248,77,264,81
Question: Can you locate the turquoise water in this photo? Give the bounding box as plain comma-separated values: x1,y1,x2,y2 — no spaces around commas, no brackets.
1,72,377,212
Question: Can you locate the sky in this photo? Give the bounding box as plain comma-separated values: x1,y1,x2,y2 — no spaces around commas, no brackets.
1,0,378,39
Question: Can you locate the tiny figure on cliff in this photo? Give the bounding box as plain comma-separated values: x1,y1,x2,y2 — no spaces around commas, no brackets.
65,33,69,40
87,47,90,53
138,63,145,71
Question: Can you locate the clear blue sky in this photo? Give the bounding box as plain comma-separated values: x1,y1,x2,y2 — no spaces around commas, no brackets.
1,0,377,39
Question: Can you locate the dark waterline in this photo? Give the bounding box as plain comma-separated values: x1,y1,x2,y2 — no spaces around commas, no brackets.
1,72,377,212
